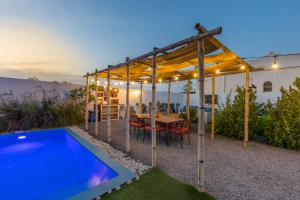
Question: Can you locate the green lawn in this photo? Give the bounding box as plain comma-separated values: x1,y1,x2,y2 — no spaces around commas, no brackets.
102,168,215,200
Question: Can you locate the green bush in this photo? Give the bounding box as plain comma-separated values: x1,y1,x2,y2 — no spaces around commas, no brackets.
215,85,265,140
179,108,198,124
264,78,300,150
0,87,84,133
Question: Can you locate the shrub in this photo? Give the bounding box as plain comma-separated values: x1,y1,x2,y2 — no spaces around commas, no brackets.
0,87,84,133
179,108,198,124
264,78,300,150
215,85,265,140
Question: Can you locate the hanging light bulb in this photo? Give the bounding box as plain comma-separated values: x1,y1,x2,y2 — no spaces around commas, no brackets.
119,82,123,85
158,78,162,83
114,82,118,86
174,76,179,80
131,81,135,85
193,73,198,78
90,78,94,83
143,80,148,84
272,56,279,69
241,64,245,70
216,69,220,74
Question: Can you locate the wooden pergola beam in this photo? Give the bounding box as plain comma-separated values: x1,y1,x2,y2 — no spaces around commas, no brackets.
211,75,215,139
94,69,99,136
151,48,157,167
244,67,250,147
85,73,89,131
167,80,171,114
125,57,130,153
107,68,111,143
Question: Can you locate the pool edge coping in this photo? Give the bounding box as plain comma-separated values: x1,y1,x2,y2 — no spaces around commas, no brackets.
64,128,137,200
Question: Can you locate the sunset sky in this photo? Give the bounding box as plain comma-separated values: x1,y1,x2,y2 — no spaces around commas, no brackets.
1,0,300,84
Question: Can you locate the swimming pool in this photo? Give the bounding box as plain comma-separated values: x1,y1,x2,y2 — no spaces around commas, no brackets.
0,128,136,200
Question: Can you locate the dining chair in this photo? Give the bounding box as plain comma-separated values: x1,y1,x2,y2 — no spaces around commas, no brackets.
167,120,190,149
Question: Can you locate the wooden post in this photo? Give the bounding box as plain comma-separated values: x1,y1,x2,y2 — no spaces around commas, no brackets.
244,67,249,147
151,48,157,167
107,68,111,143
125,57,130,153
94,69,98,136
186,80,191,120
197,39,205,191
85,73,90,131
167,80,171,114
139,82,143,114
211,75,215,139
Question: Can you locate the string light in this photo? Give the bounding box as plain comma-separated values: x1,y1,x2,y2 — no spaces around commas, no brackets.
114,82,118,86
272,56,279,69
158,78,162,83
131,81,135,85
90,79,94,82
144,80,148,84
216,69,220,74
119,82,123,85
241,65,245,70
193,73,198,77
174,76,179,80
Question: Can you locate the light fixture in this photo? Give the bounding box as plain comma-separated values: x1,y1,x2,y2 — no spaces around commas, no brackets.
104,81,107,85
131,81,135,85
158,78,162,83
114,82,118,86
216,69,220,74
193,73,198,78
272,56,279,69
119,82,123,85
144,80,148,84
174,76,179,80
90,79,94,82
241,65,245,70
17,135,26,140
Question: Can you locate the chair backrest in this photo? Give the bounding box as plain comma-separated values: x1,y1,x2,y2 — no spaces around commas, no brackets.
130,114,138,122
143,118,151,126
182,120,190,129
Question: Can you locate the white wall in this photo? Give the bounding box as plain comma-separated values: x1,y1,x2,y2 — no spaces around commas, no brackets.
0,77,82,99
188,66,300,107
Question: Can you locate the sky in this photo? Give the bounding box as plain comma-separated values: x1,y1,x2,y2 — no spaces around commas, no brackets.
0,0,300,84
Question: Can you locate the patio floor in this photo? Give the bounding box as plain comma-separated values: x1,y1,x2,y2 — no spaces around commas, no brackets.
86,120,300,200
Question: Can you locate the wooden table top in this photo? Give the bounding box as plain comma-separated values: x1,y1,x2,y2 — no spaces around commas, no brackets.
133,113,184,124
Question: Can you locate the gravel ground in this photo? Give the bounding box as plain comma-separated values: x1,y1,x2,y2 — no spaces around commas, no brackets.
69,126,150,174
85,121,300,200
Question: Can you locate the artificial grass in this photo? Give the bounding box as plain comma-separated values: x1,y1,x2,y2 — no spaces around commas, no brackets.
102,168,215,200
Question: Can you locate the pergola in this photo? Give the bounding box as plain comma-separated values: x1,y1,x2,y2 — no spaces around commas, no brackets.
84,23,253,191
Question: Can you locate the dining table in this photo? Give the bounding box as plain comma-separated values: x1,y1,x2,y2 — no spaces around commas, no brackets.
133,113,184,146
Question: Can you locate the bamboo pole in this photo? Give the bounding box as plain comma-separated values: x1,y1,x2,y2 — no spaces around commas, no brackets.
85,73,90,131
167,80,171,114
107,69,111,143
244,67,250,147
125,57,130,153
186,80,191,120
94,69,98,136
139,82,143,114
151,48,157,167
197,39,205,191
211,75,215,139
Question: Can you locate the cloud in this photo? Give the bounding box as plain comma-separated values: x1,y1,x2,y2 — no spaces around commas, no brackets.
0,20,87,84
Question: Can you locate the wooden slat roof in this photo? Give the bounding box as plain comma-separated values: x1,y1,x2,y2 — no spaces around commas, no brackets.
87,25,256,83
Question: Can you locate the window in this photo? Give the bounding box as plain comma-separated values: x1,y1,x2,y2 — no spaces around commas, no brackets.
205,95,218,104
263,81,272,92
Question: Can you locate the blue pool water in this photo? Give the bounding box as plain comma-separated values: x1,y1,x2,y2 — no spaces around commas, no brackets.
0,129,118,200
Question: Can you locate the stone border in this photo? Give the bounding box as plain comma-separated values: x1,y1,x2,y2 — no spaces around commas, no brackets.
69,126,150,175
